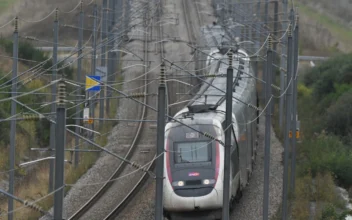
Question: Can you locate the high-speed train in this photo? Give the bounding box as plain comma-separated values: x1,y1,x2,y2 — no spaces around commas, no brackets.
163,42,259,219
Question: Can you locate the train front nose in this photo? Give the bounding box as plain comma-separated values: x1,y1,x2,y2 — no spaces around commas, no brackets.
164,182,222,211
172,176,215,198
164,168,222,211
163,125,223,211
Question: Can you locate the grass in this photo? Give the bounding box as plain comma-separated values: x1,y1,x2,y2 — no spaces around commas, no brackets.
0,95,121,219
0,0,17,13
5,68,123,220
296,2,352,44
0,43,123,218
290,172,345,220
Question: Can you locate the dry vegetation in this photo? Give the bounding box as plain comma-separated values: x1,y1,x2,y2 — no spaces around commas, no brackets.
297,0,352,28
0,1,122,218
0,0,94,44
296,0,352,54
271,2,352,217
272,53,352,219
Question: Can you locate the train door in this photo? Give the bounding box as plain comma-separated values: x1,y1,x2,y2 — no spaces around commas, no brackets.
230,126,240,198
252,108,257,163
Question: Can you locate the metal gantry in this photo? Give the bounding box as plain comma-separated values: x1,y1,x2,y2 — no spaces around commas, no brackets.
75,1,84,167
49,8,59,193
8,16,19,220
263,35,273,220
155,63,166,220
53,81,67,220
222,50,234,220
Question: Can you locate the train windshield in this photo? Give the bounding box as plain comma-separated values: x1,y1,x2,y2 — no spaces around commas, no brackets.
175,141,211,163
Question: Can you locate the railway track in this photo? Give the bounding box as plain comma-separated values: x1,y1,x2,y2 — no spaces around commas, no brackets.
103,1,170,219
68,2,155,220
101,1,160,219
182,0,197,44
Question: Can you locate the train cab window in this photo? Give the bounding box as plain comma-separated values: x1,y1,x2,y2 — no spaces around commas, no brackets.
174,141,211,164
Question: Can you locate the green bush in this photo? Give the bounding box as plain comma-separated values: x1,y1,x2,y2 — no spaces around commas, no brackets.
35,118,51,148
0,37,75,147
298,83,312,98
0,37,74,79
320,203,346,220
0,109,10,145
299,134,352,186
303,53,352,101
326,89,352,138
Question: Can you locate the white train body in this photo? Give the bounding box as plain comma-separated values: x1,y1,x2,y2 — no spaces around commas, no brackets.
163,40,259,220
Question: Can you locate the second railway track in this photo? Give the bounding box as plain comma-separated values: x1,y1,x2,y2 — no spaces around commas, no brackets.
68,2,157,220
105,1,170,218
103,1,164,219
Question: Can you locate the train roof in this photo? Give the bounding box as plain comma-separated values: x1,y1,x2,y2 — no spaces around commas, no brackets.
166,25,256,137
167,49,254,130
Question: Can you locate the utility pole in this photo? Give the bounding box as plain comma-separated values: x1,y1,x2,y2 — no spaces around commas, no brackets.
101,0,107,67
8,16,18,220
49,8,59,193
106,0,116,113
255,1,261,81
75,1,84,167
282,22,293,220
265,0,269,34
155,63,166,220
291,10,299,193
90,3,98,140
242,1,246,41
222,49,233,220
100,0,108,128
53,81,66,220
112,0,120,84
124,0,130,40
221,5,225,25
279,0,289,128
248,2,252,49
263,35,273,220
271,0,279,114
273,1,279,52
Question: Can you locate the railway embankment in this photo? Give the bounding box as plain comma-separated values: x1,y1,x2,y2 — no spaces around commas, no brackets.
275,53,352,219
269,2,352,219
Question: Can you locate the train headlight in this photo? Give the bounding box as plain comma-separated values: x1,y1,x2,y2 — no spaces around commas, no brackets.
172,181,185,187
178,181,185,186
203,179,216,185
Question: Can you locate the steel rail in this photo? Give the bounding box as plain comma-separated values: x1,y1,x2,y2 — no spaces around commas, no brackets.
101,1,159,219
182,0,197,45
67,3,150,220
102,1,170,219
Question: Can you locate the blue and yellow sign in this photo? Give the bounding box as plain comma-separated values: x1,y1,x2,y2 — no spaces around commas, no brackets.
86,75,101,91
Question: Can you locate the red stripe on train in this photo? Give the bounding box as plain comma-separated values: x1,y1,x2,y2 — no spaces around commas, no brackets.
215,141,220,183
165,139,173,185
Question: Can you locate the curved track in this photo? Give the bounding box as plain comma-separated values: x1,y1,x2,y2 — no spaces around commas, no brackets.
68,3,152,220
102,1,169,219
182,0,197,44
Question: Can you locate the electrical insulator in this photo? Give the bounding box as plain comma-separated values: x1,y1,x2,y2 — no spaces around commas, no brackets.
57,81,66,107
22,114,40,121
160,63,165,85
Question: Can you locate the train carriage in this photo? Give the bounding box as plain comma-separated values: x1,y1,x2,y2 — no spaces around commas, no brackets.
163,43,259,220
